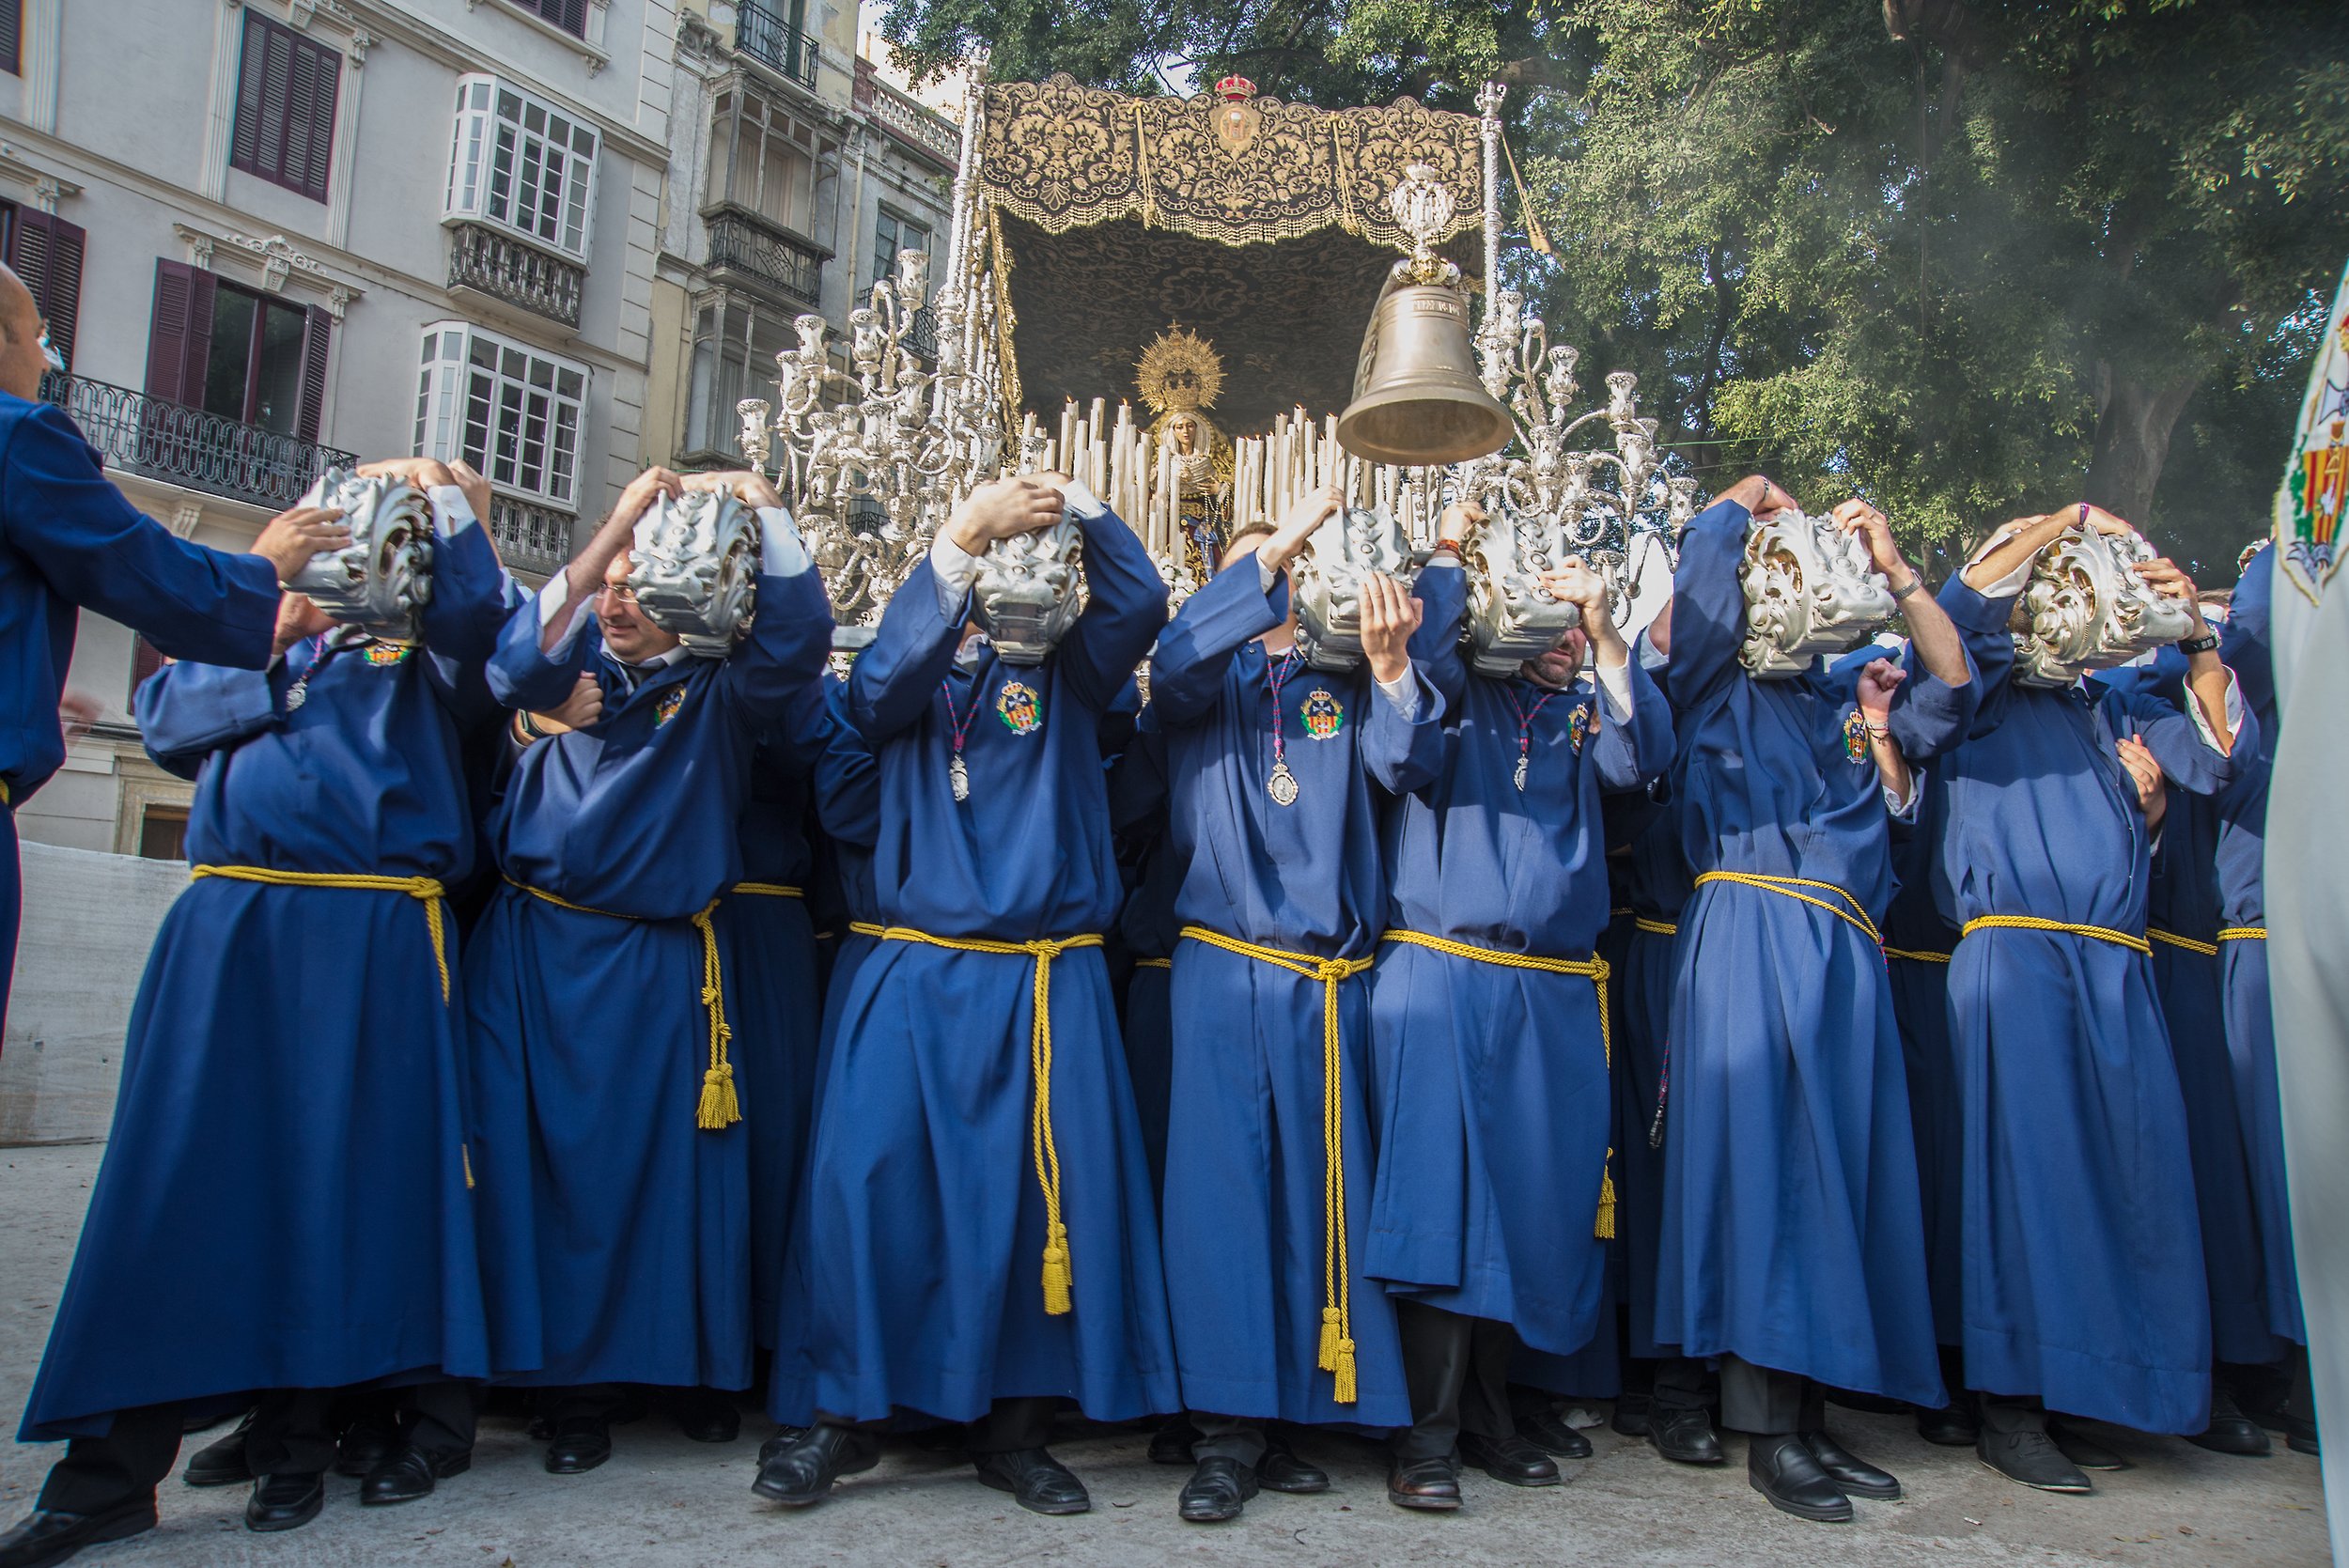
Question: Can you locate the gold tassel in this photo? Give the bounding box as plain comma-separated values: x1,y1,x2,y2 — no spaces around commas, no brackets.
697,1063,740,1130
1595,1156,1618,1241
461,1144,475,1191
1041,1221,1073,1316
1318,1306,1342,1373
1332,1339,1359,1405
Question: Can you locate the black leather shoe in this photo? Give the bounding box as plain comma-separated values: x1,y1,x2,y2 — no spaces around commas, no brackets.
1147,1415,1200,1467
184,1412,255,1487
2288,1427,2321,1457
1517,1406,1595,1458
753,1423,879,1506
973,1448,1089,1515
1256,1432,1329,1494
1748,1435,1852,1523
1460,1431,1562,1486
1610,1392,1653,1437
244,1473,325,1533
1650,1405,1726,1465
672,1388,741,1444
1977,1426,2092,1493
0,1505,156,1568
1178,1456,1257,1522
360,1445,471,1506
334,1412,400,1478
543,1416,612,1475
2046,1417,2126,1470
1915,1399,1980,1447
1799,1430,1900,1499
2186,1390,2272,1456
757,1425,808,1467
1385,1453,1462,1511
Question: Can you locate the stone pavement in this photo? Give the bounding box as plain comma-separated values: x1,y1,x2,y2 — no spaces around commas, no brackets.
0,1141,2328,1567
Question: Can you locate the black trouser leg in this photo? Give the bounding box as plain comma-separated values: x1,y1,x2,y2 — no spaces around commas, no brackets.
1189,1414,1266,1467
1461,1318,1515,1442
404,1382,478,1462
245,1389,336,1477
1394,1299,1473,1460
1719,1356,1806,1436
971,1396,1058,1455
35,1404,185,1515
1651,1355,1714,1414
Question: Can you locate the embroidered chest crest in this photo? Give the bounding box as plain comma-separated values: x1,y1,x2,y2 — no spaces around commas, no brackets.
1567,702,1596,753
1301,689,1346,740
996,680,1043,736
364,642,412,667
656,687,687,728
1843,706,1868,762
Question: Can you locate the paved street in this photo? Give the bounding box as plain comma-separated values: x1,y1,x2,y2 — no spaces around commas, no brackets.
0,1141,2328,1567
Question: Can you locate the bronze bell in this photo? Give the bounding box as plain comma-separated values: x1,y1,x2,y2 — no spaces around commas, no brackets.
1335,276,1516,467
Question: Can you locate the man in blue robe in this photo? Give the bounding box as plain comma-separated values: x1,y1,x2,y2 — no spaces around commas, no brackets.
1146,489,1446,1522
756,474,1175,1516
0,260,347,1034
1649,479,1977,1523
1,461,506,1568
1931,505,2246,1494
467,467,832,1475
1365,515,1671,1500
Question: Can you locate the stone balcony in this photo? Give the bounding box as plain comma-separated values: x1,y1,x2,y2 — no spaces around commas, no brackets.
446,221,584,330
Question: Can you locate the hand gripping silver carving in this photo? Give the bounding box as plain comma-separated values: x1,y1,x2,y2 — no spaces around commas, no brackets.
2009,521,2198,688
974,510,1084,666
626,489,763,657
1295,505,1420,673
1465,503,1586,675
285,468,435,640
1737,508,1896,679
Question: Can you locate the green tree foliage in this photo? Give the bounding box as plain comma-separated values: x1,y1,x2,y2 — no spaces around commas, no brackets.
875,0,2348,572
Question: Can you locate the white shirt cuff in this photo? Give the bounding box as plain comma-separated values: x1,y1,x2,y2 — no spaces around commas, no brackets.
930,533,982,620
537,574,587,659
1377,671,1421,721
758,506,810,578
428,484,475,538
1885,766,1923,820
1594,659,1634,722
1259,554,1280,596
1059,478,1106,520
1964,523,2036,598
2186,664,2245,754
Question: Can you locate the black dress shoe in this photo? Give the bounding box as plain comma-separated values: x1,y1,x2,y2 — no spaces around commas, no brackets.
753,1423,879,1506
1459,1431,1562,1486
2288,1427,2320,1457
544,1416,613,1475
1148,1415,1200,1467
244,1473,326,1533
1747,1435,1852,1523
1256,1432,1329,1494
1650,1405,1726,1465
184,1412,255,1487
1915,1400,1980,1447
360,1444,472,1506
973,1448,1089,1515
0,1505,157,1568
2186,1390,2272,1456
1977,1426,2092,1493
1385,1453,1462,1511
1799,1430,1900,1498
2045,1417,2127,1470
335,1412,401,1478
1517,1407,1595,1458
1610,1392,1653,1437
1178,1455,1257,1522
671,1388,741,1444
758,1425,808,1467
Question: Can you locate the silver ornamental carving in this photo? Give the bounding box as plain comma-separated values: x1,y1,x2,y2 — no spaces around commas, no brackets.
626,489,763,657
1465,502,1584,675
1736,509,1897,679
975,512,1085,665
1295,505,1420,673
284,468,435,640
2010,522,2199,689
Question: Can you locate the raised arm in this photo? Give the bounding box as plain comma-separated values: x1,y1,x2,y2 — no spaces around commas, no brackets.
1665,478,1781,711
813,675,881,848
1148,486,1340,725
1408,502,1475,713
1049,478,1169,710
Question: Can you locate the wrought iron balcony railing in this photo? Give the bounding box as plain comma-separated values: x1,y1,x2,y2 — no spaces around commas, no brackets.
446,221,584,329
736,0,818,89
39,371,357,511
903,303,939,361
489,492,574,578
706,206,825,307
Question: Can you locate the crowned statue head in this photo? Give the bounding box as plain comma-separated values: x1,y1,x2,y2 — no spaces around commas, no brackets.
1137,324,1233,499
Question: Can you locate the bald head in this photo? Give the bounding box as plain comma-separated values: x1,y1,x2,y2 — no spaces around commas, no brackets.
0,264,49,401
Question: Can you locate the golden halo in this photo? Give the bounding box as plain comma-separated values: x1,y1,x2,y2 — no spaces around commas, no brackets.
1136,324,1225,420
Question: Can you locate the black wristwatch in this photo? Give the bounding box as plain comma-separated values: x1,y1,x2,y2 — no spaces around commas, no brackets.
2180,633,2218,656
1890,575,1925,600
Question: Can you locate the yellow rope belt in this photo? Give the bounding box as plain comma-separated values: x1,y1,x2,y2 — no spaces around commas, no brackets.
873,924,1104,1317
2219,925,2268,942
0,780,9,806
1633,917,1678,937
1959,913,2152,958
2148,927,2220,957
194,865,449,1002
1693,871,1882,946
1179,924,1374,1405
731,882,804,899
506,877,740,1129
1382,929,1618,1241
1881,947,1952,964
1134,957,1173,970
847,920,885,937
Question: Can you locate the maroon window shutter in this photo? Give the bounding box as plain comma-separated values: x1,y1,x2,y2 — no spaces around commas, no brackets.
130,636,166,698
290,39,339,202
230,15,272,177
10,210,86,370
0,3,21,78
230,14,338,202
296,304,332,442
145,259,215,406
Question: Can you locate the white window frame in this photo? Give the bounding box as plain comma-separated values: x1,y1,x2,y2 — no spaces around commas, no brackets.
443,73,599,260
413,320,589,509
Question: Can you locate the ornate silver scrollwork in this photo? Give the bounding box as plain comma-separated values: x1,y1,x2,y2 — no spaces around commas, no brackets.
1295,505,1420,673
975,513,1085,666
626,489,763,656
1737,508,1896,678
1465,503,1583,675
2009,522,2198,688
285,468,434,640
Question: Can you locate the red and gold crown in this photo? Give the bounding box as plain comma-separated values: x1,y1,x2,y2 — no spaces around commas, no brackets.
1215,74,1256,102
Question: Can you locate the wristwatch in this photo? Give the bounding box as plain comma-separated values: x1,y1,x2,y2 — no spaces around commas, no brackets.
1889,575,1925,600
2180,633,2218,656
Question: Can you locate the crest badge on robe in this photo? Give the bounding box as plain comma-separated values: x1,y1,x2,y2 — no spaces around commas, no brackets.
997,680,1044,736
1301,689,1346,739
1568,702,1596,754
2278,261,2349,605
655,687,686,728
365,642,412,667
1843,706,1868,762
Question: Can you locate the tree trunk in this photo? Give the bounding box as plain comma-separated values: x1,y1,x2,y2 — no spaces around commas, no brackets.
2082,365,2202,524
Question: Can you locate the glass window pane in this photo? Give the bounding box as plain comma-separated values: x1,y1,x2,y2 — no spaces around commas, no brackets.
249,298,308,436
202,287,258,421
557,369,583,399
